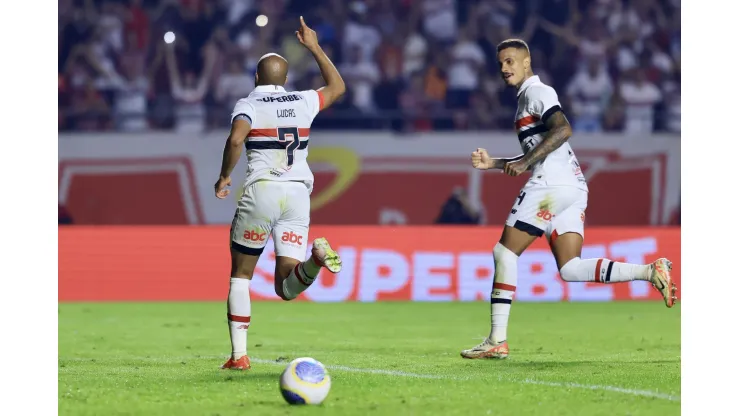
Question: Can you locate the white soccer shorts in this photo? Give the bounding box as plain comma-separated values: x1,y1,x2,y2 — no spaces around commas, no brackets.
230,180,310,261
505,183,588,241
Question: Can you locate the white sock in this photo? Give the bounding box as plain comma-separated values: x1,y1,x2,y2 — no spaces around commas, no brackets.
489,243,518,344
559,257,651,283
282,255,322,300
227,277,251,360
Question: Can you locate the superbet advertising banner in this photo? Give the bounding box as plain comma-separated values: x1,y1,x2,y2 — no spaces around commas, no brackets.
59,226,681,303
58,131,680,226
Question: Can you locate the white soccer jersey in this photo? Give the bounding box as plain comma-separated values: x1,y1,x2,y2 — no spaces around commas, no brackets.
515,76,588,191
231,85,325,193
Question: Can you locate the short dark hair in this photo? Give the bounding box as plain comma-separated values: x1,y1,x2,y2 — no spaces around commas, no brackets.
496,39,530,54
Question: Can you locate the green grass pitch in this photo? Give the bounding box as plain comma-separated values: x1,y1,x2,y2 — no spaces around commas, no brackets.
59,301,680,415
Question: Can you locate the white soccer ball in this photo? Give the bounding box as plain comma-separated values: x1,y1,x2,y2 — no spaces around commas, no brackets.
279,357,331,405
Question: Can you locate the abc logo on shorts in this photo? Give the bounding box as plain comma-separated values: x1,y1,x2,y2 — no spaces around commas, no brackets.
281,231,303,246
243,230,266,242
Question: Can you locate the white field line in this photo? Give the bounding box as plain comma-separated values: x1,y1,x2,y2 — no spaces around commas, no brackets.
59,355,680,402
251,358,456,380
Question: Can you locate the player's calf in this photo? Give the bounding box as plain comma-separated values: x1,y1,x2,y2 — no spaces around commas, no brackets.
559,257,651,283
558,256,677,307
279,237,342,300
459,240,521,360
225,277,252,368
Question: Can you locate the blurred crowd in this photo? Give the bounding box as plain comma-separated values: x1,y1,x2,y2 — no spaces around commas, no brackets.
58,0,681,134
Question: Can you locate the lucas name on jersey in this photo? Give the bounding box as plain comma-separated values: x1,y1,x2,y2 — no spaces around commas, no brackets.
277,109,296,118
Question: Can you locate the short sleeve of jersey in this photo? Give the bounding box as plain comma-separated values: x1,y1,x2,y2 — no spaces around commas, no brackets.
230,99,256,125
529,85,563,125
298,90,325,119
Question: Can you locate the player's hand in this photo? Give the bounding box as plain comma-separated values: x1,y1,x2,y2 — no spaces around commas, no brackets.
215,176,231,199
504,160,529,176
296,16,319,51
471,148,492,170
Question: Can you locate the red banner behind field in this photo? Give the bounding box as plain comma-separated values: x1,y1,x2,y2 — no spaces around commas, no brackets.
58,226,680,302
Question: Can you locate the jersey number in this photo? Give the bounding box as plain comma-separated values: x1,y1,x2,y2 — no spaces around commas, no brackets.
277,127,300,168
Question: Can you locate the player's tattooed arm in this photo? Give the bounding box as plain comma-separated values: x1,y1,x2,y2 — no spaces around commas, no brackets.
473,148,525,170
521,111,572,167
492,155,525,170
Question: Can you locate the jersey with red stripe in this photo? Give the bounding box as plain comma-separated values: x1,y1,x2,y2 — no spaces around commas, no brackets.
515,76,587,190
231,85,325,193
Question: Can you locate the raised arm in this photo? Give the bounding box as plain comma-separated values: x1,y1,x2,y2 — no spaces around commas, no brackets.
164,44,182,93
295,16,346,110
193,44,218,100
539,20,579,46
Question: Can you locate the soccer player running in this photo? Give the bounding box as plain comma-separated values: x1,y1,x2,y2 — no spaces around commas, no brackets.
460,39,677,360
214,17,346,370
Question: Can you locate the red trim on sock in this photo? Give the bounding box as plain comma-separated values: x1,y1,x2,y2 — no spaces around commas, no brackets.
227,314,251,323
493,283,517,292
301,262,317,280
595,259,603,282
294,264,311,285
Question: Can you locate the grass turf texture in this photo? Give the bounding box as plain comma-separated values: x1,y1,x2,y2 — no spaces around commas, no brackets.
59,301,680,415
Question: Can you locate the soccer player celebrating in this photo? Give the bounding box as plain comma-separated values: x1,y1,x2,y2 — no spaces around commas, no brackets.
460,39,677,360
214,17,346,370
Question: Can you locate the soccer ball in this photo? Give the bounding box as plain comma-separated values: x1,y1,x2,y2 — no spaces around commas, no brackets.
279,357,331,405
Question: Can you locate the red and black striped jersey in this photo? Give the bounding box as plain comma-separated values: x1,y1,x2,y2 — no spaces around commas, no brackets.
515,76,588,190
231,85,326,194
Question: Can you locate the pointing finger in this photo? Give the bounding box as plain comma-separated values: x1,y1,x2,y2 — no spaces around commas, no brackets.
300,16,307,27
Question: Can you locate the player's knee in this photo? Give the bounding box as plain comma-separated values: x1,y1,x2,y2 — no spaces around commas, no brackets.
558,257,581,282
493,242,518,264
